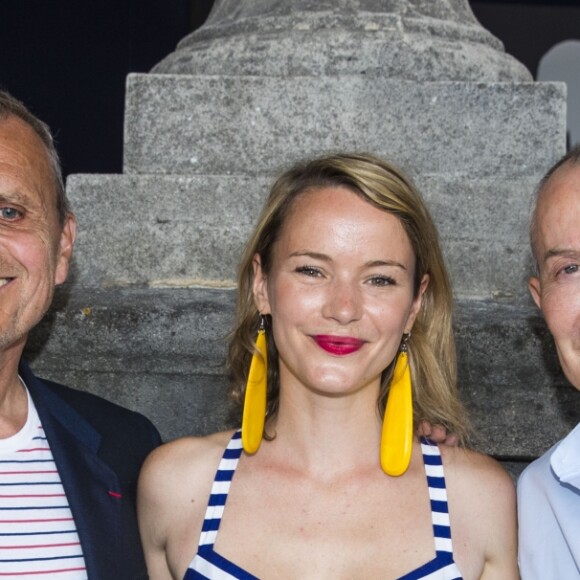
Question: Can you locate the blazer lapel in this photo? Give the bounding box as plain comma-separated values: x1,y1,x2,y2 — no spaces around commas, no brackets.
22,364,123,579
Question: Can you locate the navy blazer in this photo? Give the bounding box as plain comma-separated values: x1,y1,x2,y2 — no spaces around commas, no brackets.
19,360,162,580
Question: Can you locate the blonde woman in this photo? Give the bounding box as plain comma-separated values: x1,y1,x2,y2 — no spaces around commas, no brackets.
138,153,517,579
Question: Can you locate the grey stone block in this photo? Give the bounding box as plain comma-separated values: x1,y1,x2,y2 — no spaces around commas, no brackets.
24,287,580,455
502,462,528,483
43,371,236,442
455,300,580,458
25,287,236,375
66,173,538,300
123,75,565,177
25,287,237,441
66,174,270,288
418,175,539,301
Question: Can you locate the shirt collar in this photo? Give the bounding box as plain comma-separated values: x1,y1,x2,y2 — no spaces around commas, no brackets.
551,422,580,489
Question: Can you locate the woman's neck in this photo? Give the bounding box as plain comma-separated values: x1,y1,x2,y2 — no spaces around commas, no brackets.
263,382,384,480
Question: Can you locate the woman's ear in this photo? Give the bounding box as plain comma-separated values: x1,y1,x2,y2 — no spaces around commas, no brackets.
405,273,429,333
252,254,271,314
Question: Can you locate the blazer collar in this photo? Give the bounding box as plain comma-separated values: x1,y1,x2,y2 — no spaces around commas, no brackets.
19,360,101,451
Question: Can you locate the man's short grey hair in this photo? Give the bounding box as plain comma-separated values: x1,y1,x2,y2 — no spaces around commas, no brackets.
0,90,69,226
530,144,580,273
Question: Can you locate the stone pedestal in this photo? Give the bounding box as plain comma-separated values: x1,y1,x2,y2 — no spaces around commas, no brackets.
27,0,572,468
154,0,530,81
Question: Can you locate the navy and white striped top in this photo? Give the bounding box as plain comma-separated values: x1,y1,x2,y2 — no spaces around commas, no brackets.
184,431,462,580
0,385,86,578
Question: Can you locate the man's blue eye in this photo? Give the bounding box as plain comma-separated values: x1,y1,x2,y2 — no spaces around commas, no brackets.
0,207,21,220
564,264,579,274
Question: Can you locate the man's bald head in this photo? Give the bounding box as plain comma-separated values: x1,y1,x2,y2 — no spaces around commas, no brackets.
531,145,580,273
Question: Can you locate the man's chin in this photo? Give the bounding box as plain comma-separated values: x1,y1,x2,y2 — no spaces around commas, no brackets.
0,326,29,356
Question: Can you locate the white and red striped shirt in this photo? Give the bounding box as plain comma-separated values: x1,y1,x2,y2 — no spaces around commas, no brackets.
0,384,87,578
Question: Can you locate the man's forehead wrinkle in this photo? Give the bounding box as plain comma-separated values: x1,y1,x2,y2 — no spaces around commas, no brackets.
543,248,580,263
0,146,55,216
0,185,49,210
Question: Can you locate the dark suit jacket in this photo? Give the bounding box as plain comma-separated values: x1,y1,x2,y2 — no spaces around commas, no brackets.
19,360,162,580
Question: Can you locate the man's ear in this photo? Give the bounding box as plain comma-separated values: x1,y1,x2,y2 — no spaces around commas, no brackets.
55,213,77,286
528,276,542,310
252,254,271,314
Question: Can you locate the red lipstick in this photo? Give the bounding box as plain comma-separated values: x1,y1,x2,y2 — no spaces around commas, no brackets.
313,335,364,355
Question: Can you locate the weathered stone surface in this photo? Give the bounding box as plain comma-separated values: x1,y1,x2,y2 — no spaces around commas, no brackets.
25,287,235,375
503,462,527,483
25,287,237,441
67,173,538,300
124,75,565,178
154,0,531,82
36,369,236,441
421,175,540,301
25,288,580,454
455,300,580,457
66,174,270,289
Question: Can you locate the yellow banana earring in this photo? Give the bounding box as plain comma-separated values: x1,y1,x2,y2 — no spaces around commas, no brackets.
380,333,413,476
241,315,268,454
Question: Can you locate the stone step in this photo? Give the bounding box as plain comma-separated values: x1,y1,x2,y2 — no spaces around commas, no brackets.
123,74,565,177
67,173,538,300
24,287,579,458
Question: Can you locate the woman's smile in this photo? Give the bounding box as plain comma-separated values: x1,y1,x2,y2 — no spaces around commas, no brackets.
312,334,365,355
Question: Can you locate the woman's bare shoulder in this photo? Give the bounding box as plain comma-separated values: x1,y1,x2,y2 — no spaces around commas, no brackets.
146,430,234,469
138,430,239,573
437,445,516,533
139,430,237,499
439,446,518,578
440,445,514,492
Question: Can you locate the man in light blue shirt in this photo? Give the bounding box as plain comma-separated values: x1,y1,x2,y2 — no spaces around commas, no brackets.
518,145,580,578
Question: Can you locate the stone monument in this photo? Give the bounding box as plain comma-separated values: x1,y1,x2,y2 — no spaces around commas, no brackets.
27,0,568,472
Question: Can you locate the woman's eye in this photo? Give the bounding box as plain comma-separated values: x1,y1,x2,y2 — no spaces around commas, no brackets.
295,266,321,277
0,207,21,220
369,276,395,287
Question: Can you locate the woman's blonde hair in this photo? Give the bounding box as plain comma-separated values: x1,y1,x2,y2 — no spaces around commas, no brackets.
228,153,470,443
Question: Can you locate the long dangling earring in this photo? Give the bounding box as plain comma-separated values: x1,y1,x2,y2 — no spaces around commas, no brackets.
380,333,413,476
241,315,268,454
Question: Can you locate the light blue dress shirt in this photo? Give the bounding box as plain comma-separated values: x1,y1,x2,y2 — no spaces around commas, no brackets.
518,422,580,579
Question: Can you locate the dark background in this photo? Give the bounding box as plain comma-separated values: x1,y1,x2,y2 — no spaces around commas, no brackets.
0,0,577,177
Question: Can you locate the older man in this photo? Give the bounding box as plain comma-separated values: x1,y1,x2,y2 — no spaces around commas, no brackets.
0,90,161,578
518,145,580,578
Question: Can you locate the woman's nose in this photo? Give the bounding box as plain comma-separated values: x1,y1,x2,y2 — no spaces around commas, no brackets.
322,280,362,324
